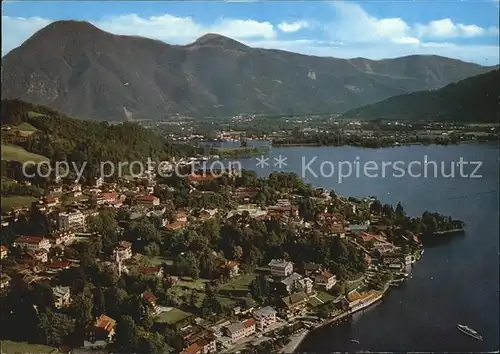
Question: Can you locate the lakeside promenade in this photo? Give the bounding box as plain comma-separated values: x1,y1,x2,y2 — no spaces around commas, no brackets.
282,289,387,352
281,329,310,353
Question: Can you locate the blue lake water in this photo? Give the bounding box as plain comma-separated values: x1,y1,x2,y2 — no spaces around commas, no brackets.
228,143,499,352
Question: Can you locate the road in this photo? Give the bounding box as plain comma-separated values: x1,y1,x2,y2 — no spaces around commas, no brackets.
280,329,310,353
220,319,288,353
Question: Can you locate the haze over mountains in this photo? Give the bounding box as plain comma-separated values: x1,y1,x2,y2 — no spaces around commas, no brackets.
1,20,496,121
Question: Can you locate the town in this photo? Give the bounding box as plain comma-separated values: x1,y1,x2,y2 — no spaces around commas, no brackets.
0,160,453,354
144,115,499,149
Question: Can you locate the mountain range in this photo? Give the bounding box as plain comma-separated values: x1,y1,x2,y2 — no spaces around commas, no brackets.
340,69,499,122
1,20,496,121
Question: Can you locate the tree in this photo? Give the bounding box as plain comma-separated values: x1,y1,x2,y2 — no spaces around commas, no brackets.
144,242,160,257
189,289,201,311
72,287,94,332
134,219,160,243
299,197,315,221
138,332,165,354
232,245,243,260
105,287,128,320
199,251,217,279
202,218,221,247
36,309,75,346
249,274,271,303
173,252,200,279
184,252,200,279
31,283,55,311
201,284,222,317
114,315,139,352
382,204,394,218
395,202,405,220
93,287,106,318
370,199,382,214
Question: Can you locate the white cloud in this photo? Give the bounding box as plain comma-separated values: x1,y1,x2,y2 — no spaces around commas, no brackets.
93,14,276,44
328,2,418,44
328,2,498,42
415,19,498,38
278,20,310,33
1,15,51,53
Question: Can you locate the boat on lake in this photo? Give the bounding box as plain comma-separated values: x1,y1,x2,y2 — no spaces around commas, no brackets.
457,324,483,341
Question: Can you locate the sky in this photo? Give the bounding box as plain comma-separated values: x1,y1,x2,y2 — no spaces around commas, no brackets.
2,0,499,64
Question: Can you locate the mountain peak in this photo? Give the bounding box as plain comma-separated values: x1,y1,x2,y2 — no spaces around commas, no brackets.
190,33,249,50
39,20,103,34
18,20,106,49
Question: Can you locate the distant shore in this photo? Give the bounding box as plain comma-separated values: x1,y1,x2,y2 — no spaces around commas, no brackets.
272,140,496,148
433,228,465,235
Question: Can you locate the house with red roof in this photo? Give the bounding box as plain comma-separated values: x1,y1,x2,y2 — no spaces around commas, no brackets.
218,260,240,278
135,195,160,207
314,270,337,291
138,266,164,278
20,249,49,264
14,236,51,251
180,324,217,354
84,314,116,349
222,318,256,343
97,192,120,206
47,260,73,271
43,196,60,208
267,205,299,218
0,245,8,259
165,220,187,232
188,172,217,184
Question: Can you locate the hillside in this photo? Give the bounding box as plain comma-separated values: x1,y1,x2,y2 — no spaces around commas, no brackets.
340,69,500,122
1,20,495,121
0,99,181,181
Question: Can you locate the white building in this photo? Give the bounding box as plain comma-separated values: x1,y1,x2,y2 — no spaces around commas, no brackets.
222,319,256,343
252,306,277,330
269,259,293,277
52,286,72,309
14,236,51,251
58,210,85,230
113,241,133,262
314,270,337,291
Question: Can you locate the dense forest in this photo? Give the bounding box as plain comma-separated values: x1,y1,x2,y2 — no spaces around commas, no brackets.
1,99,202,181
340,69,500,122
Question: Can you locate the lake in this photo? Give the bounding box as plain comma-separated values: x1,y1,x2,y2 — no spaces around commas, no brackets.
230,143,499,352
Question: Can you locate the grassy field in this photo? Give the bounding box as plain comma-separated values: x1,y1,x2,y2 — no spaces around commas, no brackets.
138,255,173,267
13,122,39,136
175,277,209,290
316,290,336,303
346,276,365,291
16,122,38,132
1,195,37,212
216,273,257,309
307,297,323,307
154,308,192,324
0,340,58,354
1,143,48,163
61,195,89,206
27,111,46,118
218,273,256,292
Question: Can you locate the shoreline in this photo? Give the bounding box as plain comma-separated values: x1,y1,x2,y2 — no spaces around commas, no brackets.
285,289,388,353
432,228,465,235
281,329,310,353
271,140,497,148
